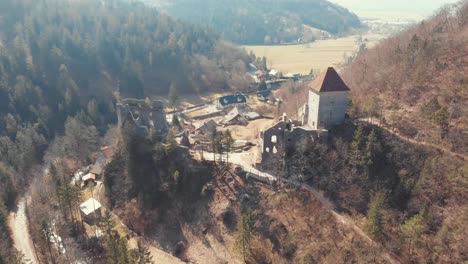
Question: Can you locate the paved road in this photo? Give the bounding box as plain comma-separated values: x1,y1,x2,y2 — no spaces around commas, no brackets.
9,197,38,264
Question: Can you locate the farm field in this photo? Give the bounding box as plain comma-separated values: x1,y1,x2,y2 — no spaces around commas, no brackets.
244,34,385,75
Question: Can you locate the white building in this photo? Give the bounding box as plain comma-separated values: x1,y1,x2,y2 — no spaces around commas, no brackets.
80,198,102,225
304,67,350,129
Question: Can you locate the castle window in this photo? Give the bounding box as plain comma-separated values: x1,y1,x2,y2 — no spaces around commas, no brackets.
271,135,277,143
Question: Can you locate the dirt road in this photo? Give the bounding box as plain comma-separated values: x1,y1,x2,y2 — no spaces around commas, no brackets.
360,118,467,161
9,197,38,264
199,151,400,264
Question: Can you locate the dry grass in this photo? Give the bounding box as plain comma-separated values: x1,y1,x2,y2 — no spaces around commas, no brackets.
244,34,385,74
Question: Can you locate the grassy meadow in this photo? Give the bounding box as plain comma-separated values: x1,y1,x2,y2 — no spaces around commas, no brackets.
244,34,385,75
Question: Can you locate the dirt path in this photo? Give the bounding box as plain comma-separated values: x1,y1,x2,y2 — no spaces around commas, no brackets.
361,118,467,161
9,197,38,264
198,151,400,264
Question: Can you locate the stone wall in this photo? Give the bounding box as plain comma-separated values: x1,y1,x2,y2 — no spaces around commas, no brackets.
307,90,348,129
117,98,168,138
260,120,326,167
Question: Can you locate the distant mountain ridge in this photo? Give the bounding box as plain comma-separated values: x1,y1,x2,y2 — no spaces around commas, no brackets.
149,0,361,45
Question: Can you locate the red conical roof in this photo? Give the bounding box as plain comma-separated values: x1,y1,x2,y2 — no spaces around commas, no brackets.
309,67,350,92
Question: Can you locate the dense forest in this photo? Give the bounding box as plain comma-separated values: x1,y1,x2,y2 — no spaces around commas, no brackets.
153,0,361,45
0,0,252,261
341,0,468,155
0,0,253,179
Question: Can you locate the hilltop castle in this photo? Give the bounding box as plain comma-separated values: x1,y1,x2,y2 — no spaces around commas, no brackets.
260,67,350,166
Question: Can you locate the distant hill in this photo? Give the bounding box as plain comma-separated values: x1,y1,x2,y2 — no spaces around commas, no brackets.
151,0,361,45
341,1,468,155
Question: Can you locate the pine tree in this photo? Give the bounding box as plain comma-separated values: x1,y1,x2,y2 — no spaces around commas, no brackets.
168,82,178,110
165,128,177,154
171,114,181,129
223,129,234,164
234,212,256,262
365,192,385,240
100,211,132,264
131,241,154,264
40,220,56,264
363,129,382,180
58,184,82,230
211,130,221,164
431,106,449,138
350,125,366,165
401,211,428,257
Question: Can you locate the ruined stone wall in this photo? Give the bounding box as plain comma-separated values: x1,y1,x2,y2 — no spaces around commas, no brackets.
260,121,326,167
116,98,168,138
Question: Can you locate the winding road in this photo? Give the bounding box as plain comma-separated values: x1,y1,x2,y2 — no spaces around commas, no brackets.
9,197,38,264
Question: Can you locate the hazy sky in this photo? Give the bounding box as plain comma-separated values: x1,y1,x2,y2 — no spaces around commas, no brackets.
330,0,460,19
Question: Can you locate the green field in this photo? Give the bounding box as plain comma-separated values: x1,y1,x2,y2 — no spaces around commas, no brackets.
244,34,385,75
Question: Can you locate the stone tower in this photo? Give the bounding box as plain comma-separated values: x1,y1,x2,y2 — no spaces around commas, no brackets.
306,67,350,129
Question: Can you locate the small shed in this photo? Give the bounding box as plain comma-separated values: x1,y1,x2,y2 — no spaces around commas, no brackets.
81,173,96,187
80,198,102,225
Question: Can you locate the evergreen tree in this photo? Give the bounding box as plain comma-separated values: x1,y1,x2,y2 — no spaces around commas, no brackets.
58,184,83,231
350,125,366,164
234,212,256,262
131,241,154,264
362,129,382,180
168,82,178,110
223,129,235,164
401,212,428,257
40,220,56,264
365,192,385,240
211,130,222,163
432,106,449,138
165,128,177,154
171,114,181,129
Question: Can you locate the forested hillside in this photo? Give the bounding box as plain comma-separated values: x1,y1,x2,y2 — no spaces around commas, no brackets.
341,0,468,155
279,2,468,262
0,0,253,173
153,0,361,44
287,122,467,263
0,0,251,136
0,0,251,261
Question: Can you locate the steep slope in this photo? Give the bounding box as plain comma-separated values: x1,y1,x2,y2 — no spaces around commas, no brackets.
341,1,468,155
152,0,361,45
